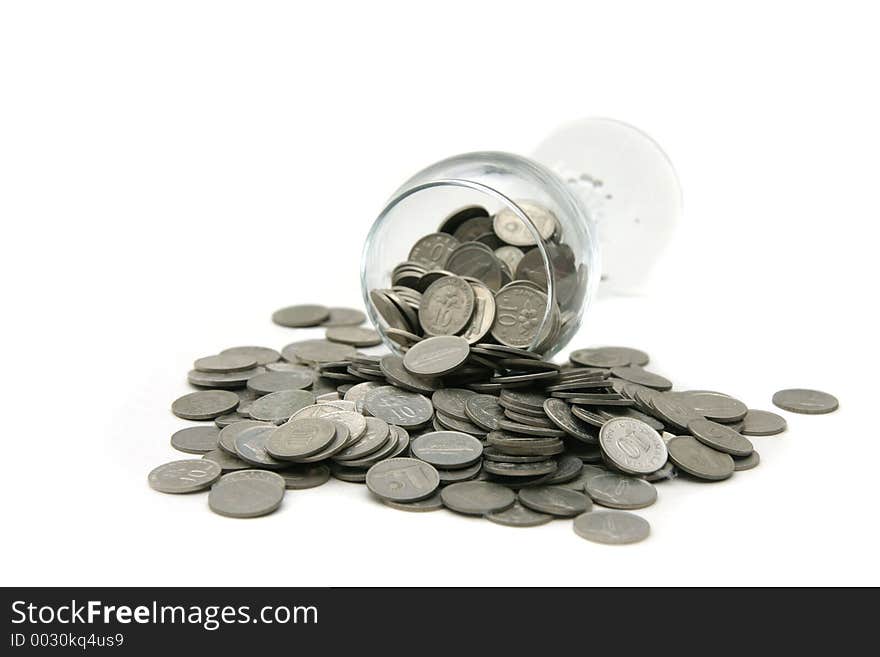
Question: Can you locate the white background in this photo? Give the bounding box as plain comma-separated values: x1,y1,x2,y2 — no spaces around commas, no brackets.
1,1,877,587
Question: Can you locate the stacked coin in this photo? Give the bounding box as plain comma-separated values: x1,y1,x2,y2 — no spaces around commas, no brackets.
370,203,586,353
150,308,838,543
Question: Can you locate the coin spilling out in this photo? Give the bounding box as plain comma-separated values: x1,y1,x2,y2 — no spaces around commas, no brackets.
152,262,835,540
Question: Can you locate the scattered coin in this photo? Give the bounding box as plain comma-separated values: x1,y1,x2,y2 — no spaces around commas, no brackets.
667,436,735,481
194,353,258,373
418,276,475,336
233,425,287,468
493,201,557,246
610,366,672,391
333,416,390,461
322,307,366,327
208,470,285,518
687,418,754,457
486,502,553,527
325,326,382,347
411,431,483,469
248,389,316,424
202,448,252,472
278,463,331,490
266,418,338,461
220,346,280,366
171,390,239,420
740,409,787,436
677,391,748,423
170,426,219,454
247,370,314,395
283,339,357,364
772,388,839,415
272,304,330,328
733,451,761,472
187,367,265,389
599,417,668,475
364,386,433,428
573,511,650,545
586,474,658,510
384,491,444,512
440,481,516,515
148,459,221,493
519,486,591,517
403,335,470,376
366,458,440,502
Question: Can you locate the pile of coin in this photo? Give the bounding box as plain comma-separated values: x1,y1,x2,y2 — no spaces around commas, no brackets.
370,202,586,352
150,308,839,545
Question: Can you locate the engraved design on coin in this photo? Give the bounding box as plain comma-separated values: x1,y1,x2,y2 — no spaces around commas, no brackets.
493,200,558,246
418,276,475,336
408,232,459,269
490,284,548,348
599,418,668,475
365,457,440,502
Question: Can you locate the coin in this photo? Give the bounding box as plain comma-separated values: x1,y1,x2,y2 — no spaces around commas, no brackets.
365,457,440,502
333,417,390,461
364,386,433,428
539,454,584,485
272,304,330,327
411,431,483,469
493,201,557,246
266,417,338,460
148,459,221,493
246,370,314,395
610,366,672,391
202,448,252,472
220,346,280,366
687,418,754,457
740,409,787,436
321,307,366,327
650,394,703,431
419,276,475,336
436,459,483,483
459,280,496,344
463,395,507,432
370,289,413,331
438,205,489,234
440,481,516,515
586,473,657,510
187,367,265,389
573,511,650,545
384,491,444,512
170,426,219,454
171,390,239,420
282,339,357,364
379,355,441,395
430,388,476,421
445,243,504,291
667,436,735,481
325,326,382,347
218,420,272,454
248,389,316,424
599,418,668,475
296,421,351,462
483,459,558,477
490,283,549,349
233,425,287,468
519,485,591,517
541,399,598,444
494,246,525,274
772,389,839,414
208,470,285,518
403,335,470,376
486,502,553,527
677,391,748,422
322,410,367,443
194,353,258,373
278,463,331,490
733,450,760,472
409,232,459,269
214,412,249,428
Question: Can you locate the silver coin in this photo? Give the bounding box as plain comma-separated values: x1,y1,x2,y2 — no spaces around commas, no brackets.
418,275,475,336
569,348,628,368
490,284,548,349
384,491,444,512
364,386,433,428
431,388,477,421
187,366,265,389
610,366,672,391
676,390,748,422
344,381,384,404
220,346,280,366
333,416,390,461
170,426,219,454
411,431,483,468
573,511,650,545
644,461,677,482
409,232,459,269
330,463,369,483
650,394,703,431
148,459,221,493
386,328,423,349
438,205,489,234
202,448,252,472
248,389,315,424
445,243,504,291
586,473,657,510
740,409,787,436
496,420,565,438
325,326,382,347
733,450,760,471
667,436,735,481
246,370,314,395
171,390,239,420
403,335,470,376
440,481,516,515
435,411,486,435
321,410,367,443
772,388,839,415
208,470,285,518
272,304,330,327
218,420,272,454
194,353,257,373
464,395,508,431
295,421,351,463
519,485,591,517
557,464,608,491
339,423,401,467
436,460,483,484
282,339,357,365
380,354,441,395
453,215,495,242
599,418,668,475
266,417,338,460
214,412,249,428
365,457,440,502
278,463,331,489
687,418,754,457
540,454,584,485
483,459,558,478
542,398,599,444
370,289,413,331
460,280,496,344
486,501,553,527
233,425,287,468
322,307,366,327
494,246,525,275
493,201,557,246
